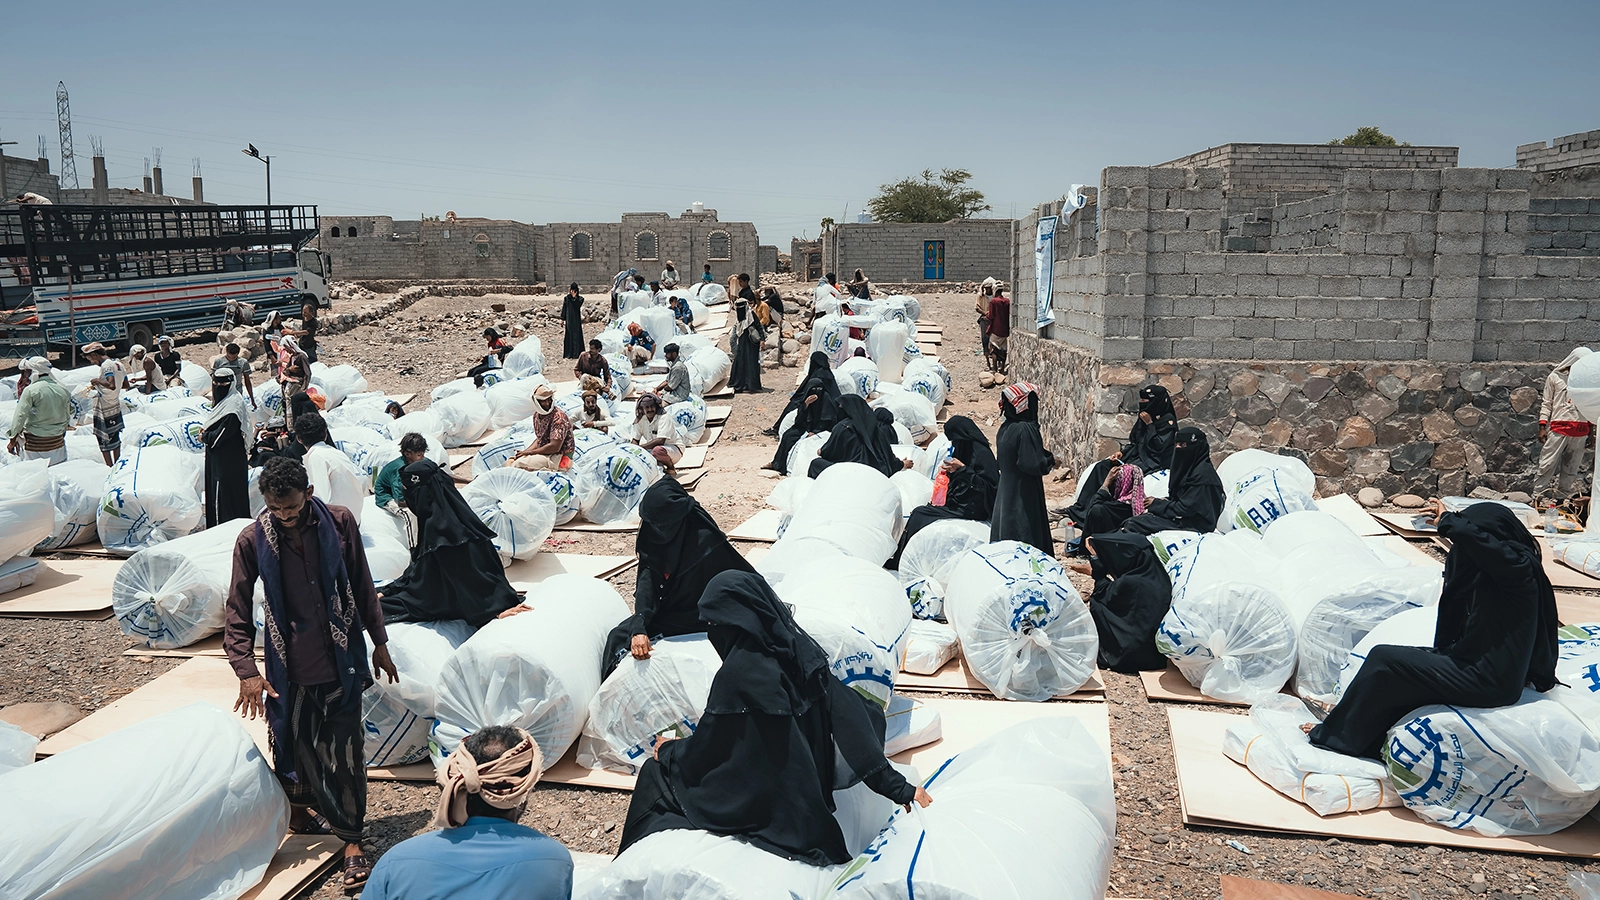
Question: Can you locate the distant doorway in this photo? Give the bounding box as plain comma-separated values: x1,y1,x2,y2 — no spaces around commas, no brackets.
923,240,945,280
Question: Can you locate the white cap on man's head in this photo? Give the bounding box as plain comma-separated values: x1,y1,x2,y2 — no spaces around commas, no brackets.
22,357,51,375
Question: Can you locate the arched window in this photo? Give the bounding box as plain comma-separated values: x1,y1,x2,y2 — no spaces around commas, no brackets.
708,230,731,260
474,233,490,258
636,230,658,260
347,224,357,237
571,232,592,260
330,227,341,238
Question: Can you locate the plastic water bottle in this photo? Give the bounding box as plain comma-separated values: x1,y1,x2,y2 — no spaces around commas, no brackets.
1545,507,1559,534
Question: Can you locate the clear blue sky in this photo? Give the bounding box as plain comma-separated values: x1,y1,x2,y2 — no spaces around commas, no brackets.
3,0,1596,245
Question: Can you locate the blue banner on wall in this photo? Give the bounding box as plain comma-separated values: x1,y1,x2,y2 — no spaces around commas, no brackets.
1035,215,1057,328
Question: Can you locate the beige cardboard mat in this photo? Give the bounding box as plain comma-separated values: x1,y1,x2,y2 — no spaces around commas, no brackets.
1370,511,1436,538
1313,494,1389,537
554,519,640,534
1558,592,1600,624
0,557,121,619
1167,706,1600,857
1537,537,1600,589
694,426,723,447
1139,663,1250,707
891,697,1112,779
1365,535,1443,569
504,553,637,585
125,634,230,659
37,657,266,757
704,405,732,424
897,656,1105,701
677,470,708,491
675,444,709,471
727,508,783,543
43,540,123,560
240,835,342,900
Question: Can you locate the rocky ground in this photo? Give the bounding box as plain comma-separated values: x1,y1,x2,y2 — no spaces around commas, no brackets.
1,286,1597,898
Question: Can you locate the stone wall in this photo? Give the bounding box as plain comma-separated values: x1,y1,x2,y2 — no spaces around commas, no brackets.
1517,129,1600,173
541,212,759,292
823,220,1013,284
1157,143,1459,215
791,239,822,281
1005,332,1102,478
757,244,779,276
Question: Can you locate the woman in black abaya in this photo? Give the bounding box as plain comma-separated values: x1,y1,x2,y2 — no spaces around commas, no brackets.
600,480,755,678
617,571,930,864
1077,462,1148,539
767,353,842,473
889,416,998,566
201,369,251,527
561,282,586,359
1307,501,1559,759
808,395,901,479
728,297,765,394
1062,384,1178,528
1071,532,1173,673
991,382,1056,555
1115,427,1225,535
378,459,522,627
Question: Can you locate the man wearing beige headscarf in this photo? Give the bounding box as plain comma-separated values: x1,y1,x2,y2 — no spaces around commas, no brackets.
508,384,573,471
361,725,572,899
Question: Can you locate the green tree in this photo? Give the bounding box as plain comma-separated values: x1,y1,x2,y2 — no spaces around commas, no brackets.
866,169,992,224
1329,126,1409,147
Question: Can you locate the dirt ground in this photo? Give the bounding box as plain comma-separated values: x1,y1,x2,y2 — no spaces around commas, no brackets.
2,288,1597,898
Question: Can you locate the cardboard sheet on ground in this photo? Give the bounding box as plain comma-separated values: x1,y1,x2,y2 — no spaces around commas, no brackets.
1167,706,1600,857
892,697,1113,780
0,557,120,619
36,656,268,757
124,634,231,659
504,553,637,584
727,508,783,542
1219,875,1359,900
677,470,707,491
1313,494,1390,537
1139,663,1251,707
42,540,123,560
1365,535,1443,569
240,835,342,900
704,405,731,425
1558,591,1600,624
693,426,723,447
1371,512,1436,538
1433,535,1600,590
554,519,640,534
897,656,1105,701
387,393,417,408
675,444,710,471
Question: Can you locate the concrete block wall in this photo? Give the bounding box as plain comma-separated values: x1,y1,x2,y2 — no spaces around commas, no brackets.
543,214,759,291
1268,193,1342,252
757,244,779,276
1526,197,1600,255
1517,129,1600,173
1157,143,1458,216
1,157,60,202
791,239,822,281
1013,193,1105,355
822,220,1013,284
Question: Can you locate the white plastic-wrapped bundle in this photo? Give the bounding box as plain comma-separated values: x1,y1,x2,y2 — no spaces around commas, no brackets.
431,390,493,447
309,362,368,408
576,635,721,774
390,409,445,444
112,518,255,649
945,541,1099,701
574,442,662,525
901,358,948,408
777,462,903,565
572,426,619,461
323,402,396,437
786,430,830,477
430,377,476,403
618,308,677,358
618,290,654,315
359,497,413,586
810,314,850,366
531,470,582,525
1551,537,1600,579
1143,468,1171,499
331,424,392,480
432,575,629,765
1295,567,1442,709
898,518,992,620
665,397,707,444
36,459,107,550
871,387,936,444
1385,688,1600,836
867,321,911,383
472,434,526,477
502,336,546,378
903,619,960,675
97,445,204,556
604,354,632,396
141,394,209,426
916,432,952,481
687,298,710,326
461,468,558,562
126,414,207,453
1155,531,1297,703
252,379,284,428
595,329,625,357
484,376,548,428
696,282,729,304
1216,448,1315,497
685,346,731,397
1335,604,1438,702
824,718,1115,900
1222,694,1400,816
175,360,208,390
0,721,37,773
0,460,57,562
1217,465,1317,534
779,553,913,709
0,703,287,900
834,356,880,398
579,828,842,900
362,619,475,767
889,470,933,522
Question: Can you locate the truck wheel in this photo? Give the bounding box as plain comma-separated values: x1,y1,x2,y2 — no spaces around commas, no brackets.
127,321,160,349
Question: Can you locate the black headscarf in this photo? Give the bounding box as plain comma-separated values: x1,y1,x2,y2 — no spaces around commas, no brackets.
874,407,898,447
941,415,999,520
699,571,833,715
1123,385,1180,472
1087,532,1173,672
1167,427,1217,494
1436,504,1559,691
774,351,841,433
1138,385,1174,419
809,395,898,478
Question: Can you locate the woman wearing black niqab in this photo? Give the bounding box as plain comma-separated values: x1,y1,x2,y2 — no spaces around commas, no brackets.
728,296,765,394
990,382,1057,555
1308,501,1560,759
807,394,900,479
889,416,998,567
1115,427,1225,535
600,480,755,678
874,407,899,448
201,369,251,527
378,459,522,627
1062,384,1179,527
617,571,928,865
767,352,842,473
561,282,586,359
1082,532,1173,673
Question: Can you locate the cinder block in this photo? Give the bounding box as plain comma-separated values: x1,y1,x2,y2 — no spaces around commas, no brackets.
1565,319,1600,342
1442,169,1494,191
1369,170,1416,190
1344,190,1390,213
1503,298,1547,319
1478,277,1518,299
1414,170,1443,191
1483,233,1525,256
1164,231,1213,253
1172,338,1213,357
1248,338,1290,359
1223,254,1269,275
1266,255,1309,275
1234,317,1275,338
1314,318,1358,339
1103,295,1146,318
1359,276,1403,298
1374,341,1422,361
1348,255,1391,276
1333,340,1377,358
1338,298,1381,318
1307,255,1351,275
1486,190,1529,213
1212,295,1256,317
1523,320,1568,341
1273,318,1314,339
1151,316,1192,337
1479,320,1523,341
1440,192,1489,213
1173,296,1214,317
1434,255,1485,278
1290,339,1336,360
1103,168,1151,190
1498,340,1540,361
1537,256,1582,278
1426,339,1474,363
1148,168,1188,190
1193,316,1235,338
1355,319,1401,340
1317,276,1360,297
1102,336,1146,361
1430,320,1477,341
1255,297,1297,317
1431,295,1479,318
1214,338,1255,358
1398,319,1428,341
1386,190,1436,213
1148,252,1187,275
1184,252,1226,274
1196,274,1240,297
1237,274,1278,295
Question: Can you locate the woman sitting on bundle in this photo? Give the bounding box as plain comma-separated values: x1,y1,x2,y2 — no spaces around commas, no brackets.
1113,427,1223,536
767,352,841,473
889,416,997,566
1075,461,1148,540
1061,385,1178,543
807,395,904,479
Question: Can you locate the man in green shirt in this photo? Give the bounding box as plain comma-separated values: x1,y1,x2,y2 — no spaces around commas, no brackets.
7,357,73,466
375,432,429,513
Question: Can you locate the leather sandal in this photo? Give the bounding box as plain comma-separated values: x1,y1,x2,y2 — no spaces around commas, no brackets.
289,811,333,835
342,854,373,892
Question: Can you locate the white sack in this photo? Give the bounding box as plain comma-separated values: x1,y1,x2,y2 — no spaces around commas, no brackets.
112,518,255,649
429,378,475,403
903,619,960,675
309,363,368,408
901,358,948,408
577,828,840,900
776,462,902,566
0,460,57,561
1295,567,1442,709
685,347,731,397
889,470,934,520
1335,604,1439,703
126,414,208,453
779,553,913,709
359,497,413,586
945,541,1099,701
1223,694,1400,816
473,433,529,477
461,467,558,562
897,518,991,621
362,619,475,767
786,430,831,477
577,635,721,774
431,391,493,447
867,321,911,383
323,403,395,438
810,314,851,366
97,445,204,555
871,389,936,445
835,356,880,398
502,336,546,378
665,397,707,444
1217,465,1317,534
485,376,549,428
1216,448,1316,497
573,442,661,525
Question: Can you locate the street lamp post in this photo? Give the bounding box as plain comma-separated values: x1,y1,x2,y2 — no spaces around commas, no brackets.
241,144,271,206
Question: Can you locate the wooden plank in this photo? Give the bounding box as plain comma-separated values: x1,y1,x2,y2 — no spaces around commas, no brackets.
1167,707,1600,857
239,835,342,900
727,508,783,543
37,657,267,757
0,557,121,619
896,656,1105,702
503,553,636,585
1139,663,1250,707
1313,494,1389,537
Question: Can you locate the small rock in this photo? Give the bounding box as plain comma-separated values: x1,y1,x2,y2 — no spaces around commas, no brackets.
1358,487,1384,508
1150,835,1170,844
1400,866,1421,875
1392,494,1425,508
1505,491,1532,504
1466,884,1487,895
1469,486,1506,500
979,373,996,388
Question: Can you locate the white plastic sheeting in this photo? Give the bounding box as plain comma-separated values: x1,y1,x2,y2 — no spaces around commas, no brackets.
362,620,475,768
460,467,558,562
576,635,721,774
472,433,531,477
665,396,707,444
810,314,851,367
1156,531,1298,703
945,541,1099,701
1223,694,1400,816
532,470,582,526
888,470,933,522
867,321,911,383
870,386,937,445
359,497,412,586
502,336,546,379
779,552,912,709
431,575,629,765
1217,465,1317,534
0,721,37,773
0,703,287,900
1551,537,1600,578
1216,449,1317,498
429,378,476,404
112,519,255,649
834,356,880,398
685,347,731,397
484,376,548,428
431,391,493,447
903,619,960,675
323,402,396,437
901,358,948,409
0,460,57,562
786,430,831,477
823,717,1115,900
897,518,991,621
776,462,903,565
97,445,204,556
573,442,661,525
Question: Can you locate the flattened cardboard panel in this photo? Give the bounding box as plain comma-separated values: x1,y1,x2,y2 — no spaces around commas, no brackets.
676,445,709,471
891,697,1112,779
1139,663,1250,707
677,470,708,491
239,835,342,900
727,508,783,543
37,657,269,757
43,540,122,559
1371,512,1435,538
1557,591,1600,624
693,426,723,447
0,557,121,618
124,634,228,659
1364,535,1443,570
504,553,637,585
1167,707,1600,857
704,386,735,400
704,405,732,425
366,762,433,782
1537,537,1600,589
554,519,640,534
1313,495,1389,537
1220,875,1360,900
743,546,770,566
896,656,1105,701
